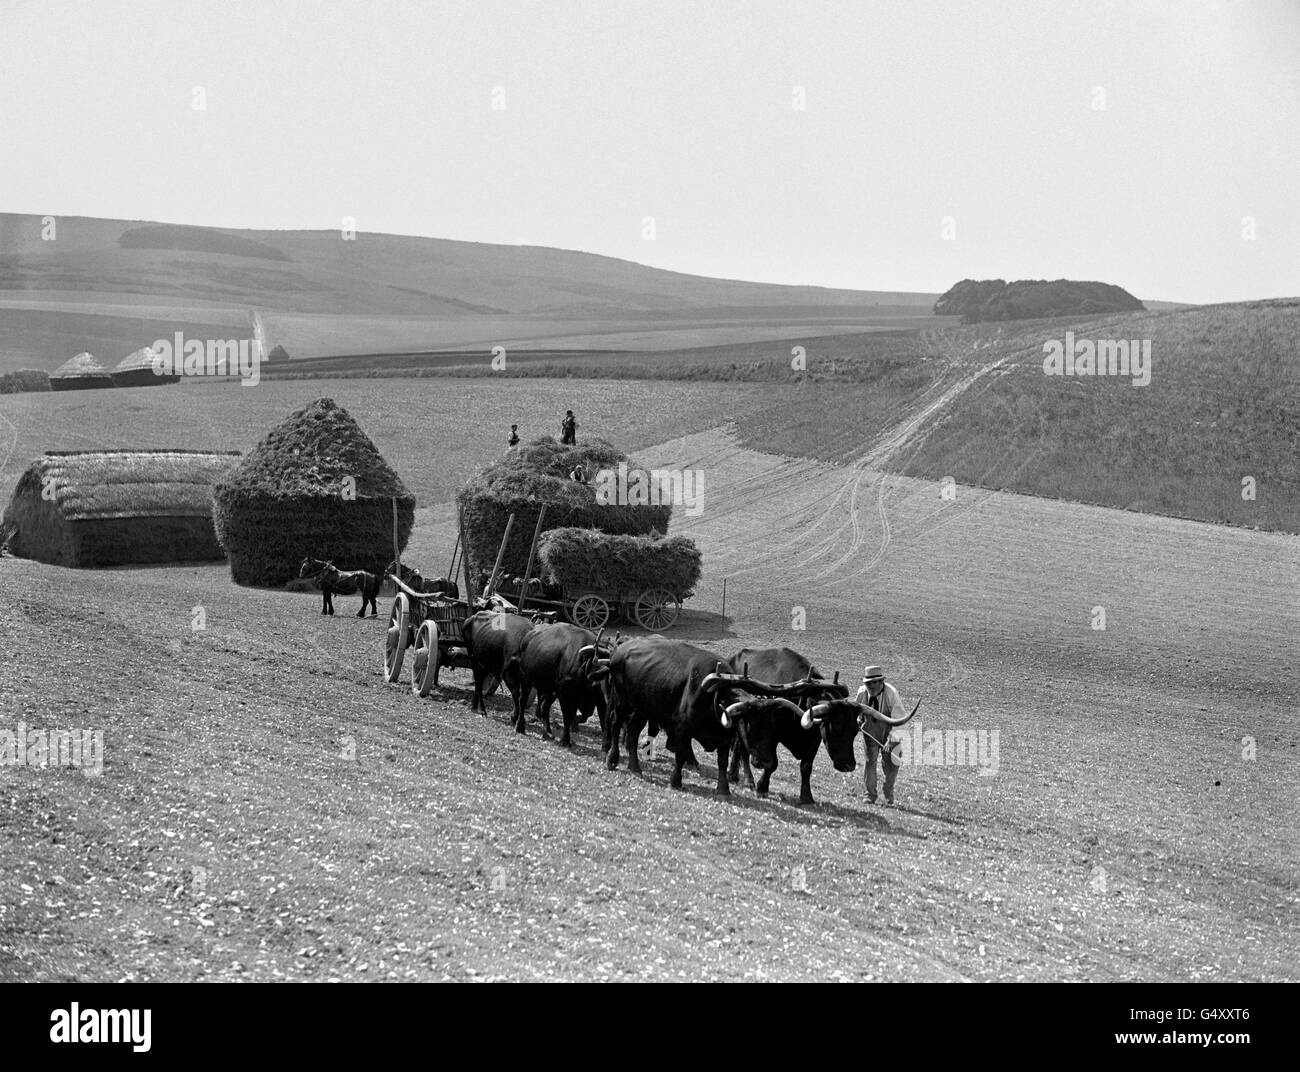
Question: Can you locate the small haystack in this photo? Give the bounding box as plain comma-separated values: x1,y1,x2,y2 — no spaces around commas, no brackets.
2,450,240,567
537,528,701,596
212,397,415,587
112,346,178,387
49,352,114,391
456,437,672,580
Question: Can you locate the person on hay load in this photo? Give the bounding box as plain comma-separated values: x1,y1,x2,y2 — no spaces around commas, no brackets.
568,462,587,483
560,409,577,445
855,664,908,806
507,424,520,448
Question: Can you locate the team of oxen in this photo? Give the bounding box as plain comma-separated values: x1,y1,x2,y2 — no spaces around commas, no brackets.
458,610,921,805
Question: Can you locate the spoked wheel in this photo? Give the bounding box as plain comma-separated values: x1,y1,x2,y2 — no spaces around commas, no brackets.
634,588,680,630
410,620,440,696
567,594,610,630
383,593,410,682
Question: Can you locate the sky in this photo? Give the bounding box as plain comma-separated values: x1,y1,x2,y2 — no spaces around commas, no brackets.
1,0,1297,303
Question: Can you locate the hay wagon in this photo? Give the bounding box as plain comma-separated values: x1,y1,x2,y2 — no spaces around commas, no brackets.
381,579,473,696
382,509,556,696
523,525,699,632
514,583,682,632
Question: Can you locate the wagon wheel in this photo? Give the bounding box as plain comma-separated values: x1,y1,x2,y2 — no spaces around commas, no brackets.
634,588,680,630
383,593,410,683
567,594,610,630
410,620,440,697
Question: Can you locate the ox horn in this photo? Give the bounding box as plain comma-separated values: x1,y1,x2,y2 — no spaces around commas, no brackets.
859,697,922,727
725,697,804,728
701,664,729,693
801,702,831,730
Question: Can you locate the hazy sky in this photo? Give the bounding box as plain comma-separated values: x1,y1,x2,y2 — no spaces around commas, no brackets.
2,0,1297,303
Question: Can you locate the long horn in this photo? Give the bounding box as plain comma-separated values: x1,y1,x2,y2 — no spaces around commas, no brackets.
724,696,804,728
860,697,922,727
801,702,831,729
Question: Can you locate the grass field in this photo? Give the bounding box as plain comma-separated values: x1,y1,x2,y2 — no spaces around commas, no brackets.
2,428,1295,981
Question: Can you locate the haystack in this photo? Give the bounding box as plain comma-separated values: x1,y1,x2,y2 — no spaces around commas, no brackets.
2,450,240,567
456,437,672,580
212,397,415,587
112,346,178,387
49,352,114,391
536,528,701,597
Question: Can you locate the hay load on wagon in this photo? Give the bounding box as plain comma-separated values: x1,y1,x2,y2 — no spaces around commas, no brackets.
453,436,700,630
213,397,415,587
536,528,701,629
456,437,671,581
1,450,240,567
49,352,114,392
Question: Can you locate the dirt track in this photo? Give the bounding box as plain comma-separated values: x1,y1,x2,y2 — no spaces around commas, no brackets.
1,427,1297,981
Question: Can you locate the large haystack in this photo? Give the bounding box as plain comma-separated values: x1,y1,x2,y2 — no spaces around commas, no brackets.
49,352,114,392
111,346,179,387
456,437,672,580
2,451,240,567
212,397,415,587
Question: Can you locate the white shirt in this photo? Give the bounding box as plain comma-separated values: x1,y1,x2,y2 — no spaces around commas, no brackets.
855,681,904,719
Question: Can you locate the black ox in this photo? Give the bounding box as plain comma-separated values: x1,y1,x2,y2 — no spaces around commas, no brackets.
725,646,860,805
508,623,608,745
461,610,535,717
591,637,805,796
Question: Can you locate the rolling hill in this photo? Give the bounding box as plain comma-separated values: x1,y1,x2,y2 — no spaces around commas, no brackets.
0,212,944,370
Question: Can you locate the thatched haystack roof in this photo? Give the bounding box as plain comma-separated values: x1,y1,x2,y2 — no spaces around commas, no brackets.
537,528,701,597
111,346,178,387
456,437,672,580
2,450,240,567
212,397,415,587
49,352,114,391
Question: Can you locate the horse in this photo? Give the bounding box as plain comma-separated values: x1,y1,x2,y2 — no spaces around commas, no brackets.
384,560,459,599
299,557,382,617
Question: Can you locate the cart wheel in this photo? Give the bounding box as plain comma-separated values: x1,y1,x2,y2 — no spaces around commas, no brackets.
568,594,610,630
634,588,680,630
410,620,440,696
383,593,410,682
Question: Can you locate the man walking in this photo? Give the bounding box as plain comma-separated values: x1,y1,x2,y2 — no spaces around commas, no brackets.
856,664,907,806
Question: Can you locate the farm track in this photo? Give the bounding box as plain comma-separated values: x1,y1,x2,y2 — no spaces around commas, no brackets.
3,411,1296,980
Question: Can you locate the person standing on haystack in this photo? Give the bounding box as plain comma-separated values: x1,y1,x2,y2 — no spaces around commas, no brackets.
560,410,577,445
507,424,520,448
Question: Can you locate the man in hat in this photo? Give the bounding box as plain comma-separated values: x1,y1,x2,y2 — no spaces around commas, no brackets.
855,664,906,805
507,424,520,448
560,410,577,445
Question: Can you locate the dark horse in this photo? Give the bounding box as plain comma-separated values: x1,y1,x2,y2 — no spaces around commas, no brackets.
299,558,382,617
384,560,459,599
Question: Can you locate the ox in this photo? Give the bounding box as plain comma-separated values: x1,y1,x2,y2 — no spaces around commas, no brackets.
509,623,608,745
461,610,535,718
592,638,802,796
725,646,858,805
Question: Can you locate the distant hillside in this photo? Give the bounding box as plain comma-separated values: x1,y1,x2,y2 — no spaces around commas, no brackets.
0,213,936,318
935,278,1145,323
